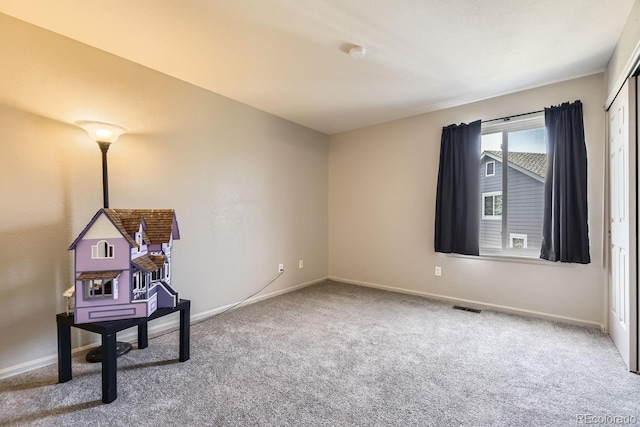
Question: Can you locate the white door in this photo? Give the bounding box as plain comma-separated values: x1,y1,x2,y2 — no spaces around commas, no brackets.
608,78,638,372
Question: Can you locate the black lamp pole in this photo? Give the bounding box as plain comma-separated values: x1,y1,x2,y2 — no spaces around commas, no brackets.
85,138,133,363
98,141,110,209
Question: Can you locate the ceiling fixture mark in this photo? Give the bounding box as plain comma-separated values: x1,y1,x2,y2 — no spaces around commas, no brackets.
349,45,366,60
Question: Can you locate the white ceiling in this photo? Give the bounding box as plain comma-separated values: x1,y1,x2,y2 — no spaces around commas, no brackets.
0,0,635,134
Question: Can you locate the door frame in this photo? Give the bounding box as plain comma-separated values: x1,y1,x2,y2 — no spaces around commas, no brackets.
606,76,638,373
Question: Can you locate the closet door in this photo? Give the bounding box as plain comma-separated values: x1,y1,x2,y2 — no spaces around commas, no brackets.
608,77,638,372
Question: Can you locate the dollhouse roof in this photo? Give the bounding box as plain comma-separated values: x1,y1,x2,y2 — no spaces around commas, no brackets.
76,270,121,280
132,255,162,273
106,209,180,244
69,208,180,250
103,210,139,248
149,254,167,268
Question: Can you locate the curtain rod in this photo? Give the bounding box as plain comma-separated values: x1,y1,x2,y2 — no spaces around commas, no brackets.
482,109,544,124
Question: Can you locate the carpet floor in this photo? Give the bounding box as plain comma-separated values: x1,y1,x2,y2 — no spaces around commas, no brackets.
1,280,639,426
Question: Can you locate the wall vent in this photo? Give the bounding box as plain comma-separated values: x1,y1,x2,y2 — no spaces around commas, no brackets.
453,305,482,313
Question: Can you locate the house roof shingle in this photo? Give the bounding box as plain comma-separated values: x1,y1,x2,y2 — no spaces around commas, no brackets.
102,210,139,248
148,254,167,268
485,150,547,178
76,270,122,281
132,255,162,273
69,208,179,251
106,209,179,244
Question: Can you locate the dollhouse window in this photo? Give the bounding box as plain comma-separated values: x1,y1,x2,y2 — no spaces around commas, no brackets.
84,279,114,299
151,268,163,281
133,271,144,292
92,240,114,259
135,232,143,252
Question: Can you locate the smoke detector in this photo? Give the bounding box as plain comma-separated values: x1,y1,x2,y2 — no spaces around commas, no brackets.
349,46,366,60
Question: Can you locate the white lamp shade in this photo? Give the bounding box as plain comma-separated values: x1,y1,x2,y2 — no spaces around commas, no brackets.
76,120,128,144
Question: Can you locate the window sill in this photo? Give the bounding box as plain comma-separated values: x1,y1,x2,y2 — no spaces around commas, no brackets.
447,252,574,267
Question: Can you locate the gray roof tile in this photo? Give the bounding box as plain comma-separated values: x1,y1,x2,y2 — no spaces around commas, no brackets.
485,150,547,178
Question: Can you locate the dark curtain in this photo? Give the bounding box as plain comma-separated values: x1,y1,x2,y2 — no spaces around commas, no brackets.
540,101,590,263
434,120,481,255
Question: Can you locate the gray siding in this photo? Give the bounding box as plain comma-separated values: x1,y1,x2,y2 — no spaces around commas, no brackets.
480,158,502,248
506,166,544,250
479,156,544,252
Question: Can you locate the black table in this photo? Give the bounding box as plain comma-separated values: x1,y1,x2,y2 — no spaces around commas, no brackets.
57,299,190,403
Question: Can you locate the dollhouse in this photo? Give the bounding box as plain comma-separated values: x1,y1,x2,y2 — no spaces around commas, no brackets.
68,208,180,324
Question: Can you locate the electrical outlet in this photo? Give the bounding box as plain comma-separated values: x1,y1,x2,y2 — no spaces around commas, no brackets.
299,260,304,269
279,263,284,273
435,266,442,276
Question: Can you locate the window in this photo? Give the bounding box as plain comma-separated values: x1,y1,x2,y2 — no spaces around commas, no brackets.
485,161,495,176
509,233,528,249
151,268,163,282
92,240,114,259
133,271,143,292
480,114,546,257
482,192,502,219
135,232,143,252
84,279,115,299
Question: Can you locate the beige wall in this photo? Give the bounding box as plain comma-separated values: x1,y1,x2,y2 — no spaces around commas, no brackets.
0,14,328,375
605,0,640,106
0,8,627,377
329,74,606,327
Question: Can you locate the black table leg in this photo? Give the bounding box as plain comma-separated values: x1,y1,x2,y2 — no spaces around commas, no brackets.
57,322,72,383
179,303,190,362
138,321,148,349
102,333,117,403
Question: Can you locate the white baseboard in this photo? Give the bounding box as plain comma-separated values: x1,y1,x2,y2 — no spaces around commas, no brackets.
190,277,327,324
329,276,605,331
0,342,97,380
0,277,327,380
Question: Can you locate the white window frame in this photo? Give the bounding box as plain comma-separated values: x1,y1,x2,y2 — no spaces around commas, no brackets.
84,278,116,300
91,240,114,259
479,113,546,259
133,271,144,293
485,160,495,177
482,191,502,220
509,233,528,249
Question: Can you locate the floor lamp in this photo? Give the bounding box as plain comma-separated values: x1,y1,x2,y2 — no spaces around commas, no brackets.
76,120,132,362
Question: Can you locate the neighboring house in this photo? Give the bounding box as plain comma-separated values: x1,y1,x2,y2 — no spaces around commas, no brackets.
480,150,547,252
68,208,180,324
